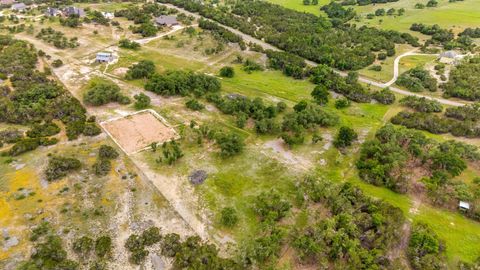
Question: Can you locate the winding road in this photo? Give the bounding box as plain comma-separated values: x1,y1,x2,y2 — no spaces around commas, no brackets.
161,3,467,107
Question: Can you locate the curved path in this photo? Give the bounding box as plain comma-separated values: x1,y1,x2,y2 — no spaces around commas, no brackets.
161,3,466,107
385,50,439,87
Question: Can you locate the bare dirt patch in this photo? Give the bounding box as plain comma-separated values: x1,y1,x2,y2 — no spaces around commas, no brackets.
102,110,179,154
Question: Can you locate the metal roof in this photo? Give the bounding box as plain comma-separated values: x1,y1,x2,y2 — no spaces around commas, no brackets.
459,201,470,209
155,15,178,25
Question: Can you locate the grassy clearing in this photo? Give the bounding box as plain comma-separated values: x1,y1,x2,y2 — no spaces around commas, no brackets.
356,0,480,35
359,44,414,83
267,0,480,36
266,0,329,14
220,65,315,103
398,54,438,74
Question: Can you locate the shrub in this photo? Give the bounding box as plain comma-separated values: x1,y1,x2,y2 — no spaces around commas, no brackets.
334,98,350,109
45,156,81,181
119,38,140,49
125,60,155,80
92,158,112,176
220,207,239,227
95,236,112,258
373,88,395,105
133,93,151,109
254,190,291,222
311,85,329,105
219,66,235,78
185,98,205,111
216,132,244,157
333,126,358,148
52,59,63,68
98,145,119,159
83,79,131,106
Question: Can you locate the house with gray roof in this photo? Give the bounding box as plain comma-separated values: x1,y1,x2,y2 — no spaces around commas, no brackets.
63,6,85,17
44,7,61,17
155,15,179,27
11,2,26,11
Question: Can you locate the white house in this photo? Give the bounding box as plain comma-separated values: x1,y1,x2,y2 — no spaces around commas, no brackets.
96,52,114,63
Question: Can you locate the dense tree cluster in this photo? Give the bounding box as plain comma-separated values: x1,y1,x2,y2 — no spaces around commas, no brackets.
459,27,480,38
399,96,443,112
159,0,419,70
391,110,480,138
442,57,480,101
310,65,372,102
83,79,131,106
36,27,79,49
0,128,23,147
26,121,60,138
0,36,94,144
321,2,356,24
8,137,57,156
396,67,437,92
410,23,473,50
145,70,220,97
291,177,404,268
357,125,480,215
408,223,447,270
125,227,162,264
445,103,480,121
265,50,306,79
45,155,82,181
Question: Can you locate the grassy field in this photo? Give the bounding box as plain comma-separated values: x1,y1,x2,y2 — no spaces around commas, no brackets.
356,0,480,35
267,0,480,35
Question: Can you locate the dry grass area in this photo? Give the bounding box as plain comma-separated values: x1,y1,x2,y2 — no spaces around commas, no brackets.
102,110,179,154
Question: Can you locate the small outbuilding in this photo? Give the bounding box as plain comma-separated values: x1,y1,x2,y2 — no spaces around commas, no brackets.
459,201,470,211
155,15,179,27
11,2,26,11
96,52,114,63
101,11,114,20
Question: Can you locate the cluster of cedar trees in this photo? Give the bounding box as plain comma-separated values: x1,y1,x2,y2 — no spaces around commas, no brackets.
392,94,480,138
357,124,480,220
0,36,102,157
